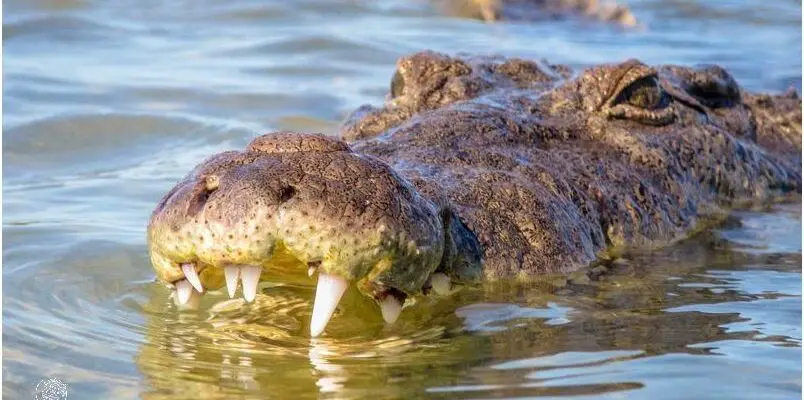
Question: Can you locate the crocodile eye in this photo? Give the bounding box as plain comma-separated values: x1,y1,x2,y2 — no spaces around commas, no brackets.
616,76,668,110
607,75,675,125
390,70,405,98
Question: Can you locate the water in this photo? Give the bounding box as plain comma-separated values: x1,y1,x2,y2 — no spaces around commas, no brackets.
3,0,801,398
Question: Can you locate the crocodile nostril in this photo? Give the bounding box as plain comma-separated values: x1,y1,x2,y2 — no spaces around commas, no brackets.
205,175,220,191
187,175,219,217
390,69,405,98
278,185,297,203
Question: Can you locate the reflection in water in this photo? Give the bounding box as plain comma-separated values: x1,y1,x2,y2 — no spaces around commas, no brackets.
127,205,800,399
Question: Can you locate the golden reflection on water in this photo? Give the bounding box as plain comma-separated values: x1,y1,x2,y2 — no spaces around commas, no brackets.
131,212,801,399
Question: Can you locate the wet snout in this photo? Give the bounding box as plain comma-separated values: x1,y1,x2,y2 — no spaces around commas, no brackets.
147,132,447,336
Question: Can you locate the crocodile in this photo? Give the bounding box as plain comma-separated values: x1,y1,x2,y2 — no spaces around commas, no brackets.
439,0,638,27
147,51,801,337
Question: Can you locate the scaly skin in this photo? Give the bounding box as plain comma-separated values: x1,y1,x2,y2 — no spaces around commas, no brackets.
341,52,800,278
148,52,800,324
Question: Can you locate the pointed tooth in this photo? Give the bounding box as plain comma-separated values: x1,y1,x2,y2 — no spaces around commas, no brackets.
379,296,403,324
430,273,451,295
240,265,262,303
224,266,240,299
310,273,349,337
176,280,193,305
181,263,204,293
173,286,201,310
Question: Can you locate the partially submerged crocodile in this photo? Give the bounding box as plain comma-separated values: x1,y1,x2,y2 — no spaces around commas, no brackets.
147,51,801,337
440,0,638,27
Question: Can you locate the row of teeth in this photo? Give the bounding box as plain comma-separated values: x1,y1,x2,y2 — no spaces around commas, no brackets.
174,264,262,304
172,263,452,337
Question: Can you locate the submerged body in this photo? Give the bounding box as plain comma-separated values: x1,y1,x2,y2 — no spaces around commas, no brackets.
147,52,801,336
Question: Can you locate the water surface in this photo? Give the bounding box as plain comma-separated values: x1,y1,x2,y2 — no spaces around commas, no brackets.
3,0,801,398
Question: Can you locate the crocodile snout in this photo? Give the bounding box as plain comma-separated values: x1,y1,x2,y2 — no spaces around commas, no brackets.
147,132,451,336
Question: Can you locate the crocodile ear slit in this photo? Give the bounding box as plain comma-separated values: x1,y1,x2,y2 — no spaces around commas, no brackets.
661,65,742,109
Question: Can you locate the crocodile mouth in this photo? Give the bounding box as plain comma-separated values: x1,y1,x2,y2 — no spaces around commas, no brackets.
150,238,453,338
147,132,454,337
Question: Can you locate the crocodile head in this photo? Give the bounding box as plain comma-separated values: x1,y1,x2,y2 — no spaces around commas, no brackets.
147,132,481,336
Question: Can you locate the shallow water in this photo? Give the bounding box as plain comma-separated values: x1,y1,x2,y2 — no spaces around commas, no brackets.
3,0,802,398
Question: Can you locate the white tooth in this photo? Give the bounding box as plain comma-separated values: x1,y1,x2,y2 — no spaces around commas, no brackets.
379,296,403,324
224,266,240,299
430,273,451,295
176,280,193,305
173,286,201,310
181,263,204,293
240,265,262,303
310,273,349,337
